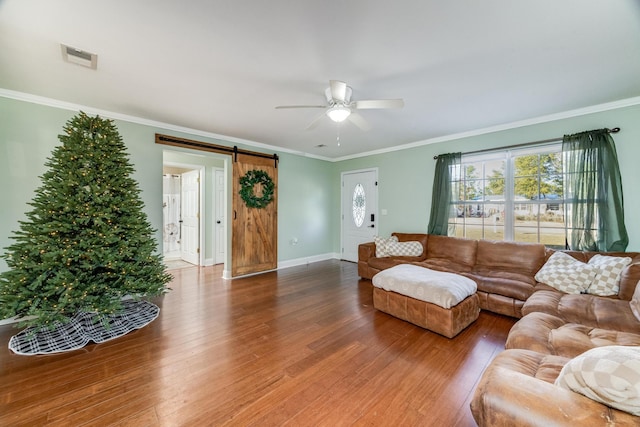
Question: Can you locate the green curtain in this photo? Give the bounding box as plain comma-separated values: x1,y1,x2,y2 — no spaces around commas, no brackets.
562,129,628,252
427,152,461,235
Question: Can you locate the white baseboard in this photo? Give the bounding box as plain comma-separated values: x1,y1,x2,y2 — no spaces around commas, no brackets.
277,252,340,270
223,252,341,280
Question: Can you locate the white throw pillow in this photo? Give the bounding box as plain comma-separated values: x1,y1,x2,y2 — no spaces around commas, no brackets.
385,240,423,257
586,255,632,296
373,235,398,258
555,346,640,416
534,252,600,294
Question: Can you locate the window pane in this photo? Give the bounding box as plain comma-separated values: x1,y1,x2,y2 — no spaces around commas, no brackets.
450,222,465,238
483,222,504,240
463,163,483,201
539,227,565,248
540,152,563,199
464,180,483,201
464,224,483,240
484,178,504,201
352,183,365,228
514,204,539,243
514,176,539,200
483,159,506,180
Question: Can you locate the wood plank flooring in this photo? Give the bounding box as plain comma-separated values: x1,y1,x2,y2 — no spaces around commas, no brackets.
0,260,515,426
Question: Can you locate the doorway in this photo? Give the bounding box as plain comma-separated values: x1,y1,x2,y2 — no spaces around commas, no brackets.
341,168,378,262
162,150,228,273
162,164,204,266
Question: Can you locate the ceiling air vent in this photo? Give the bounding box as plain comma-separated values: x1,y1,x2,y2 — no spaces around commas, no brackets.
60,44,98,69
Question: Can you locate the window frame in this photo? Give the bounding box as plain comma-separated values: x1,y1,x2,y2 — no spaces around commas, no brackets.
448,142,566,247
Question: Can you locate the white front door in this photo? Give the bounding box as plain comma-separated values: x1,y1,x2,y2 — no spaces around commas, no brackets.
342,169,378,262
214,168,225,265
180,169,200,265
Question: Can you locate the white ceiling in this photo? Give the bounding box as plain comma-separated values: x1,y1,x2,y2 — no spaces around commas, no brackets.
1,1,640,160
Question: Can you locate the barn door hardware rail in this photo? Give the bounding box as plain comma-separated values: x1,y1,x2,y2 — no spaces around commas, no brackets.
155,134,279,167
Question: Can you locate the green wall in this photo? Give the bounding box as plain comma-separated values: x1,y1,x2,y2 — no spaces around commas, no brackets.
333,103,640,252
0,96,336,272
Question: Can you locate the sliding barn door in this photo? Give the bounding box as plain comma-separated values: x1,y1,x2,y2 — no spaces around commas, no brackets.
232,154,278,276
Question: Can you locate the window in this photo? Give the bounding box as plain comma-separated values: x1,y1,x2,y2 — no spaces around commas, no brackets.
448,144,566,248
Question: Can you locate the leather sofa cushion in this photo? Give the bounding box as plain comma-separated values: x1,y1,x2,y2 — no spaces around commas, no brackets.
471,349,638,426
506,312,640,358
476,239,546,276
425,235,477,269
414,259,474,273
468,269,535,301
523,290,640,333
368,256,424,272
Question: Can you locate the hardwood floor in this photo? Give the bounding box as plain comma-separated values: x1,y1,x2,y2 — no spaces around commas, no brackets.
0,260,515,426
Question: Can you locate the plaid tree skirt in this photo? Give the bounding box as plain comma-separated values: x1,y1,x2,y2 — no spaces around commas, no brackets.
8,300,159,355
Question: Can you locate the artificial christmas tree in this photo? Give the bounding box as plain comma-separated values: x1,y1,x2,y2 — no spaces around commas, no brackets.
0,112,171,354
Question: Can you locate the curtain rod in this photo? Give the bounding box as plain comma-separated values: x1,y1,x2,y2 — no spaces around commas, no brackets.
433,127,620,160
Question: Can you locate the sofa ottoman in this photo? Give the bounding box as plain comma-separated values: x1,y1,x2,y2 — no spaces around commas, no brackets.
372,264,479,338
505,311,640,358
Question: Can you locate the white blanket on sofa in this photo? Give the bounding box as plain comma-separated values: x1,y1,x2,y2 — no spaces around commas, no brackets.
372,264,477,309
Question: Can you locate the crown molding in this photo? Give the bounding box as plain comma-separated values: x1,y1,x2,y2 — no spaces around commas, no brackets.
333,96,640,162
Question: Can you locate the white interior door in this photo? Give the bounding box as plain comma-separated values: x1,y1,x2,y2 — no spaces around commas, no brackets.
214,168,225,265
342,169,378,262
180,169,200,265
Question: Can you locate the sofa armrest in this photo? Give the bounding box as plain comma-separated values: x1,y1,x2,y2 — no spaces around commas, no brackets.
358,242,376,264
357,242,377,279
471,352,636,426
619,259,640,301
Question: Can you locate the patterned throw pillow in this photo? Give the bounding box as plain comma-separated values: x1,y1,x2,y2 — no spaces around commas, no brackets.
534,252,600,294
630,281,640,322
373,235,398,258
586,255,632,296
385,240,423,257
555,346,640,416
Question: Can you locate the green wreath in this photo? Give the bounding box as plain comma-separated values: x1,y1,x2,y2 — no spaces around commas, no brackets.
239,169,274,209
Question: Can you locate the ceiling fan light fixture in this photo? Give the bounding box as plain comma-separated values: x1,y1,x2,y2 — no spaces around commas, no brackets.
326,106,351,123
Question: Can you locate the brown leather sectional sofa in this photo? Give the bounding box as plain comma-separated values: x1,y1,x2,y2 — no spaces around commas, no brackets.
359,232,640,318
471,288,640,426
358,233,640,425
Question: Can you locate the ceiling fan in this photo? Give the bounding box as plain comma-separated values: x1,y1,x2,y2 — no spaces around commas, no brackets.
275,80,404,131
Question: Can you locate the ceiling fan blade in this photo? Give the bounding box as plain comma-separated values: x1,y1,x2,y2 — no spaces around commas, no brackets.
329,80,348,102
347,112,371,132
275,105,326,109
305,112,326,131
353,99,404,109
